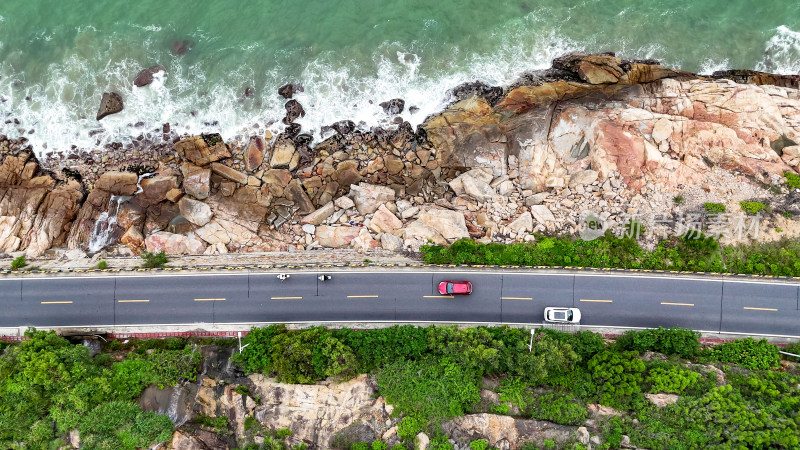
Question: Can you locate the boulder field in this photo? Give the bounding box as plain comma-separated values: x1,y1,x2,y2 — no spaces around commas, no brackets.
2,53,800,258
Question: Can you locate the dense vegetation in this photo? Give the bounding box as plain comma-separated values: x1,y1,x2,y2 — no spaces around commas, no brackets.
422,234,800,276
236,325,800,449
0,330,202,449
2,326,797,449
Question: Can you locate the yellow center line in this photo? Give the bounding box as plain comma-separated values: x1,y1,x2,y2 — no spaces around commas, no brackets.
580,299,613,303
271,296,302,300
661,302,694,307
347,295,379,298
743,306,778,311
424,295,454,299
118,299,150,303
194,298,226,302
502,297,533,300
40,301,72,305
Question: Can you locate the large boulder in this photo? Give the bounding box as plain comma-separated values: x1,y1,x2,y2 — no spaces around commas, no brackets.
211,162,248,185
133,65,166,87
144,231,207,255
368,204,402,234
96,92,123,120
178,197,212,226
350,182,395,215
181,163,211,200
416,207,469,241
244,136,265,172
175,134,231,166
19,180,83,257
351,228,381,253
530,205,557,225
443,413,577,450
507,211,533,234
315,225,361,248
301,201,335,226
94,171,139,195
137,174,179,208
270,138,297,170
284,179,315,216
119,226,145,254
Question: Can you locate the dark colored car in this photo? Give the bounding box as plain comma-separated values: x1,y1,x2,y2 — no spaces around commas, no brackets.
438,280,473,295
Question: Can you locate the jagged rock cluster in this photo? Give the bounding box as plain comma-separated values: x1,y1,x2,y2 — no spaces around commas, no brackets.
2,53,800,258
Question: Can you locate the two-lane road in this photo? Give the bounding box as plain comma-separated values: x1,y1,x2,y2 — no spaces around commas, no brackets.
1,270,798,337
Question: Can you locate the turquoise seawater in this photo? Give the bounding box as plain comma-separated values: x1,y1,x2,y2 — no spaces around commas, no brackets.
0,0,798,154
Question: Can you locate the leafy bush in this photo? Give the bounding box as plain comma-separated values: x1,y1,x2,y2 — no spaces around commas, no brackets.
376,357,480,422
673,195,684,205
276,428,293,438
10,255,27,270
740,201,766,215
140,250,168,268
397,415,424,441
701,338,780,370
336,325,428,372
784,171,800,189
614,327,700,359
646,364,701,394
233,324,286,374
528,393,588,426
586,350,646,408
371,440,389,450
469,439,489,450
704,202,726,214
95,260,108,270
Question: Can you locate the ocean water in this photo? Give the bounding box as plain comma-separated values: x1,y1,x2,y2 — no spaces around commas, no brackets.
0,0,798,155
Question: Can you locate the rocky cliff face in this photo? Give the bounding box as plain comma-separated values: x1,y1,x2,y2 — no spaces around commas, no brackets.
2,53,800,258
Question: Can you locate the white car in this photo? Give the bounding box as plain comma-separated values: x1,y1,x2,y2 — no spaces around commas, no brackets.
544,307,582,323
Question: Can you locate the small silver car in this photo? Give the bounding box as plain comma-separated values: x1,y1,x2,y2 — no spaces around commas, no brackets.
544,307,582,323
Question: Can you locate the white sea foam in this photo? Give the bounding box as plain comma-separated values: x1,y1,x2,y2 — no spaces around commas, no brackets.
698,58,731,75
756,25,800,74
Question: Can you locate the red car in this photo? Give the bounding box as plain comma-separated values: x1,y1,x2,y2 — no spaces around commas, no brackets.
438,280,473,295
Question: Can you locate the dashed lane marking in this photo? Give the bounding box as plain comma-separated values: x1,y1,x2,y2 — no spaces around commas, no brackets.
41,301,73,305
194,298,226,302
118,299,150,303
271,296,302,300
502,297,533,300
661,302,694,307
347,295,379,298
743,306,778,311
580,299,613,303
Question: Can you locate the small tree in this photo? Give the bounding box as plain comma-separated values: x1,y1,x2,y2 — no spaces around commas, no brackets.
140,251,168,269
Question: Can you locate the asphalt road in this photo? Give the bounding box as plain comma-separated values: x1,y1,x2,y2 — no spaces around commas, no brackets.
1,270,798,336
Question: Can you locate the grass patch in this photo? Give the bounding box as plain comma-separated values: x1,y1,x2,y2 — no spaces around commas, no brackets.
703,202,726,214
784,171,800,189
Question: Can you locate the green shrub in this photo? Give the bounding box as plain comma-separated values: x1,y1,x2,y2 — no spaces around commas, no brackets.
673,195,684,205
95,260,108,270
233,324,286,374
704,202,726,214
646,364,701,394
701,338,780,370
784,171,800,189
529,393,588,426
235,385,251,396
491,403,511,415
376,357,480,422
276,428,293,438
740,201,766,215
397,415,424,441
351,443,370,450
10,255,27,270
140,250,168,268
371,440,389,450
782,210,793,218
586,350,646,408
469,439,489,450
614,327,700,358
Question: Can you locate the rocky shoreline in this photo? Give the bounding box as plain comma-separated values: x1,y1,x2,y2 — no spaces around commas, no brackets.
2,53,800,261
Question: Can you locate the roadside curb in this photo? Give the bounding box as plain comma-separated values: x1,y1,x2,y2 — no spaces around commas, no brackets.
2,322,797,344
1,261,799,282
